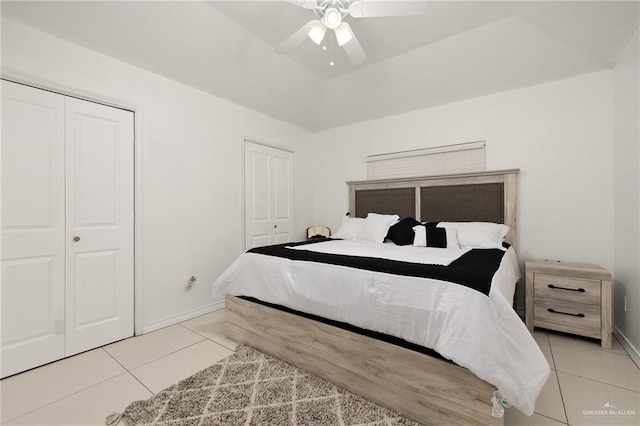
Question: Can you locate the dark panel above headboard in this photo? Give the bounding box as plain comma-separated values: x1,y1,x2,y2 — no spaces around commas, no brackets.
355,188,415,218
420,183,504,223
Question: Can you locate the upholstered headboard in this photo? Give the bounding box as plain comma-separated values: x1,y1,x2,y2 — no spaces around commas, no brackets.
347,169,519,248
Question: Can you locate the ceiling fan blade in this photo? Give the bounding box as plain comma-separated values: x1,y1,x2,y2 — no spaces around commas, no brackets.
339,22,367,65
275,20,317,53
349,1,427,18
284,0,318,10
334,22,353,47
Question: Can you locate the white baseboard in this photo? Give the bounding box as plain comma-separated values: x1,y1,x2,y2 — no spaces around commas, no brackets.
613,326,640,368
141,300,225,335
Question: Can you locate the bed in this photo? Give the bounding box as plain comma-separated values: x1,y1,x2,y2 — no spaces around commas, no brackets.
212,169,549,425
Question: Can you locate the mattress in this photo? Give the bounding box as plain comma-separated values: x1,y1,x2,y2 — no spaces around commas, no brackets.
211,239,550,416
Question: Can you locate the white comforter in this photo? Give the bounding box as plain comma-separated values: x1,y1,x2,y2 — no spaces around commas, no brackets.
211,240,550,416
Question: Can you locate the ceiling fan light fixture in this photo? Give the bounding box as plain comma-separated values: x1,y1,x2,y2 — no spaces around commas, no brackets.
308,21,327,44
285,0,424,65
323,7,342,29
334,23,352,46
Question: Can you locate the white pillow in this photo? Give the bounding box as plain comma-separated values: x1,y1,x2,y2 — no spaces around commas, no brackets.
356,213,399,243
437,222,509,249
412,225,427,247
443,227,461,249
333,217,365,240
412,225,460,249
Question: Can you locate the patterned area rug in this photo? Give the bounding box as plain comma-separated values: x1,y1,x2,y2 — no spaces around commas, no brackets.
108,345,420,425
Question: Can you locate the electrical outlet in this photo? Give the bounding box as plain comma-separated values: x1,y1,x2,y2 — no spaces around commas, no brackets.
623,295,628,312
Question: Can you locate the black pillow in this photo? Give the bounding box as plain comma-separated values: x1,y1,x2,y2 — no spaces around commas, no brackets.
386,217,421,245
425,226,447,248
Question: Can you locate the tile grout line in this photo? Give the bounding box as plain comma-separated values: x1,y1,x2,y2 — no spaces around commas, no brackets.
557,370,640,394
1,348,128,424
127,370,156,397
532,410,569,425
548,336,633,359
546,333,557,371
125,337,231,379
103,347,155,396
547,337,640,393
126,339,236,396
106,333,208,372
208,333,240,352
8,325,230,423
177,317,236,350
177,322,221,340
546,335,571,425
101,322,227,393
553,369,570,425
1,317,228,424
1,368,132,425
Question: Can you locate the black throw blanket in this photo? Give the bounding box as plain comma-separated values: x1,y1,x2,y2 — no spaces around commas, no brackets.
248,239,506,296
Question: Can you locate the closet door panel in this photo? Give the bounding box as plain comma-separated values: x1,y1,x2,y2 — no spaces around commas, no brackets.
65,97,134,356
1,81,66,378
73,250,118,328
244,141,294,250
272,153,293,244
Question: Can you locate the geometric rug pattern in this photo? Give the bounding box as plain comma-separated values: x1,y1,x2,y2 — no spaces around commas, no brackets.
111,345,421,425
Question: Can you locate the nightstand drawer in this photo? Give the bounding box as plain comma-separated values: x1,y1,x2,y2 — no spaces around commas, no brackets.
534,274,600,305
534,297,601,332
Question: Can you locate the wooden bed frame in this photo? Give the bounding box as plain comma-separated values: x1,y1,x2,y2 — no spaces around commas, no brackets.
225,169,519,426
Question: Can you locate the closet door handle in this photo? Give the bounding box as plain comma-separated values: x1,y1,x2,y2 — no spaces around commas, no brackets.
548,284,585,292
547,308,585,318
73,236,80,242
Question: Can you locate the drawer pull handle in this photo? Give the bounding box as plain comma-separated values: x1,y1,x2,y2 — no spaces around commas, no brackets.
548,284,585,292
547,308,585,318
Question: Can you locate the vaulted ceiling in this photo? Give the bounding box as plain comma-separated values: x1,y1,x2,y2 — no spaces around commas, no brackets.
2,1,638,131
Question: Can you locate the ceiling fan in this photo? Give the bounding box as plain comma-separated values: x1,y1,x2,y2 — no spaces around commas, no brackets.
277,0,427,65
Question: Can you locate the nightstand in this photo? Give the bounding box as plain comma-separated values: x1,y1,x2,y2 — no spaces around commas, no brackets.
525,259,612,349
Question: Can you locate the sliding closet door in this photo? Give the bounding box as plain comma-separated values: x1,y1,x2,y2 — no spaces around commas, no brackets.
65,98,134,356
244,141,294,249
1,81,66,378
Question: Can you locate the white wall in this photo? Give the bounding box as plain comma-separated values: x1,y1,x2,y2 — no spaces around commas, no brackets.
3,15,632,348
312,71,614,308
1,17,315,332
613,27,640,361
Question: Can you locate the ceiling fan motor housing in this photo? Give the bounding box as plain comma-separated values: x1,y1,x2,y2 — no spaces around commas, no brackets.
323,7,342,28
317,0,348,29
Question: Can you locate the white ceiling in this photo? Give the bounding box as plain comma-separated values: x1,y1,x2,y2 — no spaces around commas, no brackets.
2,1,638,131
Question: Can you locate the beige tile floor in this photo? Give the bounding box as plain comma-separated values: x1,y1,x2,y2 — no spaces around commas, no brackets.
0,310,638,425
